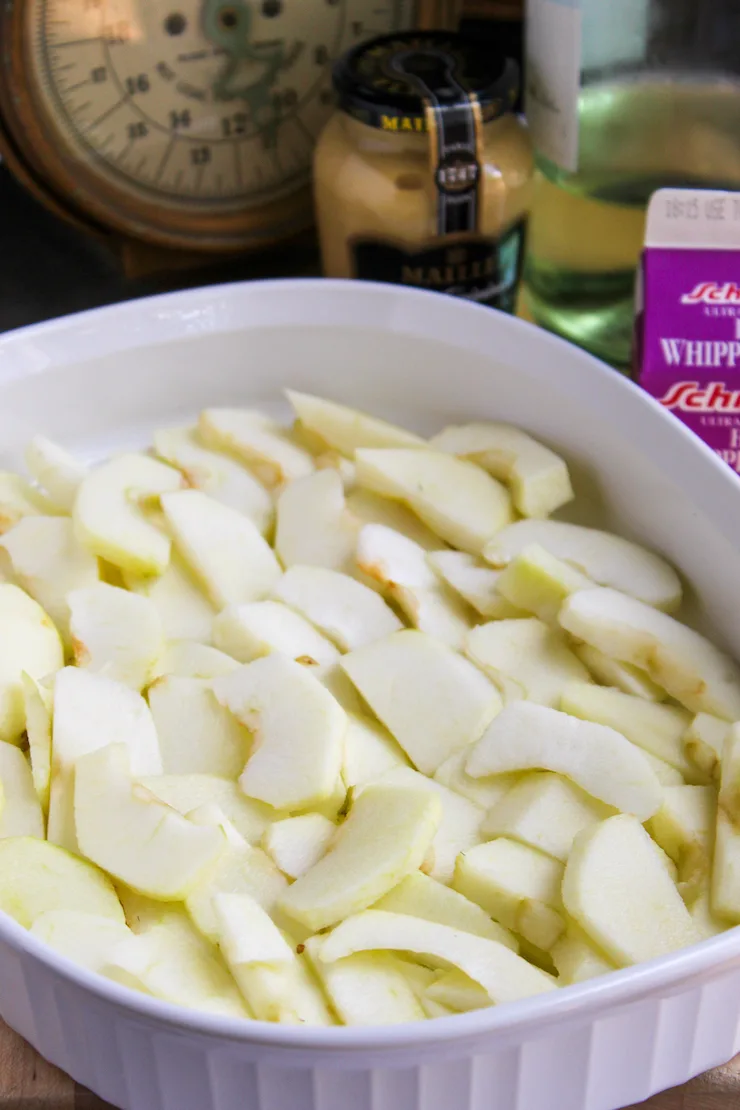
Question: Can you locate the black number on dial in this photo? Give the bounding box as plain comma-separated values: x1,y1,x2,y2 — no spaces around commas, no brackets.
169,109,192,130
125,74,150,95
90,66,107,83
127,121,148,140
190,147,212,166
221,113,249,137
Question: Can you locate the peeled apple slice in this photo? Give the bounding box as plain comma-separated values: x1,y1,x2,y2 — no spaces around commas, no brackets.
355,448,513,555
25,435,87,512
68,583,163,690
342,713,409,788
278,782,442,931
153,641,239,681
647,785,716,902
427,550,523,620
273,565,403,652
373,870,517,947
551,925,615,985
286,390,424,455
74,743,226,900
711,724,740,922
559,587,740,719
485,521,682,612
262,814,336,879
429,422,573,518
562,814,701,966
275,469,357,572
357,524,473,649
465,618,590,707
147,676,250,778
211,654,346,811
161,489,282,610
304,938,426,1025
425,969,490,1013
574,643,665,702
153,426,273,535
466,702,663,821
199,408,315,489
123,555,215,645
684,713,730,782
0,743,45,839
139,773,272,845
318,910,557,1005
341,629,501,775
0,473,59,533
0,516,99,644
31,910,133,974
21,673,52,814
433,750,518,810
0,837,124,928
73,453,184,575
560,682,695,779
0,584,63,745
212,600,340,667
345,489,441,550
494,544,592,624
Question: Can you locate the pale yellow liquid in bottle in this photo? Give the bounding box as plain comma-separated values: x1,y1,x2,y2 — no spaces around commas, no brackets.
522,77,740,369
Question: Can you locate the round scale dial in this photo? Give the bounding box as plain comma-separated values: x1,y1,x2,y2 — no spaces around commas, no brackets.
1,0,418,248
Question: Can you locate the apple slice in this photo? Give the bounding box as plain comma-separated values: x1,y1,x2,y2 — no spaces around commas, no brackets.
153,426,273,535
304,937,426,1025
433,751,518,810
104,906,248,1017
74,743,226,899
465,619,591,707
690,891,727,939
161,489,282,610
494,544,592,624
373,871,517,947
559,588,740,719
68,583,163,690
637,751,684,786
21,673,52,814
486,522,682,612
313,450,357,492
562,814,700,966
355,448,513,555
483,772,613,862
275,470,357,572
123,554,215,644
0,744,45,839
0,473,59,534
213,892,333,1025
211,654,345,811
560,682,696,780
273,565,403,652
453,838,565,950
356,525,473,649
0,585,63,745
31,910,133,974
153,641,239,681
285,391,424,456
684,713,730,782
425,969,490,1013
342,713,409,788
711,725,740,922
341,629,501,775
574,643,665,702
362,766,484,885
147,676,250,777
278,782,441,931
317,910,557,1005
426,550,523,620
262,814,336,879
25,436,87,512
139,773,272,844
199,408,314,489
430,422,573,519
73,453,184,575
466,702,663,820
183,808,288,943
647,785,716,903
550,925,615,985
0,516,99,643
0,837,124,928
345,489,442,550
212,600,340,667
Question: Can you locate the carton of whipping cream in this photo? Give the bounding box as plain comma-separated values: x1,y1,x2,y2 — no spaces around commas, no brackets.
637,188,740,475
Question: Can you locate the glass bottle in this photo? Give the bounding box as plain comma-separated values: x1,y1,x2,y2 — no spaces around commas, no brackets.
522,0,740,370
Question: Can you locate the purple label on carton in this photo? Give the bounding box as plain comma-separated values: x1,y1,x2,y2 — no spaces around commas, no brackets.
638,190,740,475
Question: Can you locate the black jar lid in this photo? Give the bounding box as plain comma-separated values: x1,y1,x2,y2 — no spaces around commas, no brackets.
333,31,519,132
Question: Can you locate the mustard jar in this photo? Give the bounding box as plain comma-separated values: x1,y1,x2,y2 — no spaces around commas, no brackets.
314,31,534,313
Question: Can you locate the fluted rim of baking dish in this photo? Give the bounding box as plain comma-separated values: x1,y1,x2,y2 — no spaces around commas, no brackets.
0,279,739,1050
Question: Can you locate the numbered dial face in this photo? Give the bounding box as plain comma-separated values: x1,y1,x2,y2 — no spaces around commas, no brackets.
26,0,415,212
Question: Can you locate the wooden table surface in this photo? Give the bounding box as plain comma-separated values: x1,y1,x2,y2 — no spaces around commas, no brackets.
0,1016,736,1110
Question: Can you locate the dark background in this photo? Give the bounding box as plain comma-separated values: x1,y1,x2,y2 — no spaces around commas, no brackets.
0,15,522,334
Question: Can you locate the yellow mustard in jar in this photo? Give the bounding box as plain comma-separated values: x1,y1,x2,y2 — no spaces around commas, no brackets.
314,31,534,314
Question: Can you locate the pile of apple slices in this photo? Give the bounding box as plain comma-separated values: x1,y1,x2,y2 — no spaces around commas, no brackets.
0,392,737,1027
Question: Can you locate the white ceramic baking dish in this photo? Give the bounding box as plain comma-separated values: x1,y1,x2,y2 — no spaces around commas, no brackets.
0,280,739,1110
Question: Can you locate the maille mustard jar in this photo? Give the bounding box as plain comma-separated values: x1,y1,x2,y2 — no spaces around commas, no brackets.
314,31,534,313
